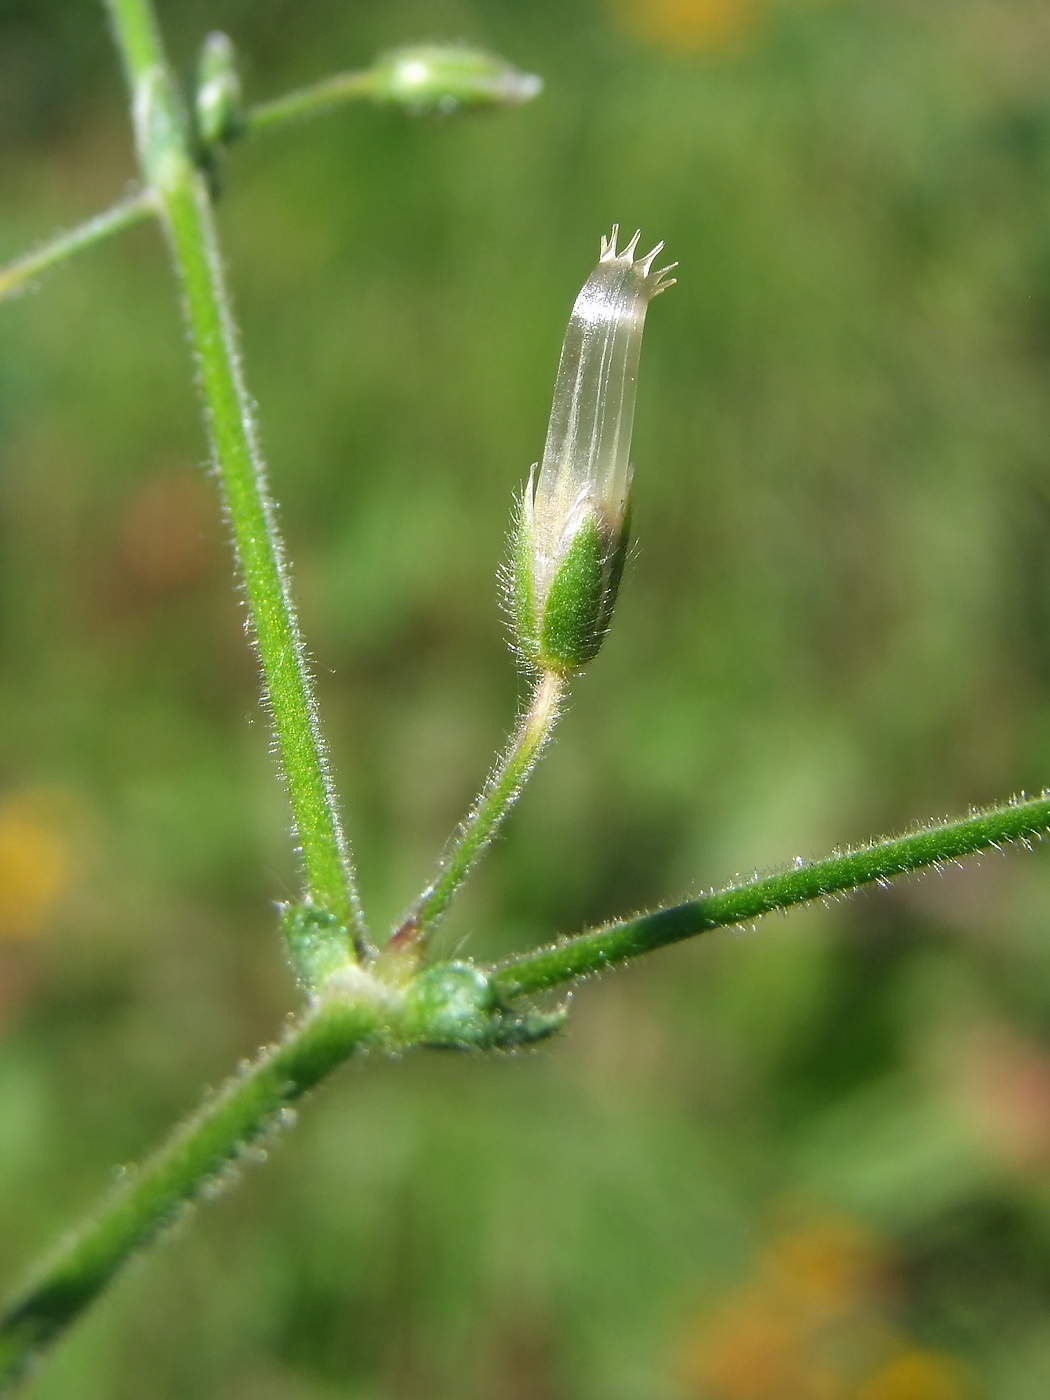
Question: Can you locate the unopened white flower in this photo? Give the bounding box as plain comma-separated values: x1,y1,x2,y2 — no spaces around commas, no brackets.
511,227,675,673
373,46,542,115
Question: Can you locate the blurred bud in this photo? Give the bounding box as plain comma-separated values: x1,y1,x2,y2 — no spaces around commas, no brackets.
510,227,675,674
371,45,542,115
195,31,243,147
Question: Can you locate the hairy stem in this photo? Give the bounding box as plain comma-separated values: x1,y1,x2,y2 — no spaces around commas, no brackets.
0,988,392,1392
4,3,1046,1393
244,70,379,136
103,0,366,951
491,793,1050,1000
390,670,565,951
0,190,156,304
4,796,1049,1383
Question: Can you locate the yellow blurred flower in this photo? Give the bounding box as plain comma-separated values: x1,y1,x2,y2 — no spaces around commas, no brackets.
854,1350,972,1400
612,0,763,51
684,1285,844,1400
0,790,71,942
765,1218,884,1322
676,1215,972,1400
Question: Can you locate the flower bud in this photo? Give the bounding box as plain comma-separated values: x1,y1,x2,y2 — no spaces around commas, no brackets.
402,961,567,1048
511,227,675,674
195,32,243,147
371,45,542,115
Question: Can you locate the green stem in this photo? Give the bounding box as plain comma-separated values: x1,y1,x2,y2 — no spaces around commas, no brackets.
491,793,1050,1000
0,986,394,1392
4,794,1050,1383
0,190,156,304
243,70,379,136
390,671,565,950
103,0,367,952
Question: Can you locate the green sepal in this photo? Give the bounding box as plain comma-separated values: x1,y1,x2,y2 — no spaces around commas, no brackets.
593,493,631,641
403,961,567,1049
538,514,611,673
282,902,356,991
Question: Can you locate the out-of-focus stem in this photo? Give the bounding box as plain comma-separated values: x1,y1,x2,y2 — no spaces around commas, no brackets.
243,70,379,135
0,190,156,304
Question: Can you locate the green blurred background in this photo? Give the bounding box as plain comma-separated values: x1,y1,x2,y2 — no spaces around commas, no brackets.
3,0,1050,1395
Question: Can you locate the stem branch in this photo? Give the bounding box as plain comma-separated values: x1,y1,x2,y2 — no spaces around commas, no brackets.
4,793,1049,1383
0,190,156,304
392,671,565,949
244,70,379,136
0,990,390,1391
103,0,366,951
492,793,1050,1000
